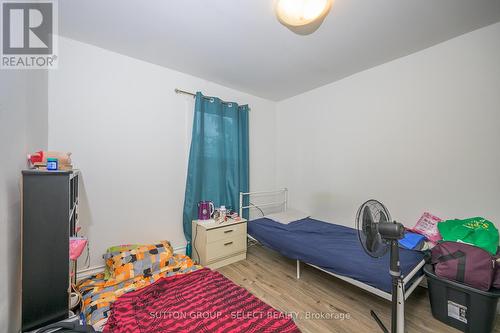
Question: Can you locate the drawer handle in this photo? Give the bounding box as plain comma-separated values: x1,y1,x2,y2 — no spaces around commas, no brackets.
224,241,233,246
224,230,234,234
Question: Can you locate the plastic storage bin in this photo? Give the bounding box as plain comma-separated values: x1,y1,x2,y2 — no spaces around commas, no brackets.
424,264,500,333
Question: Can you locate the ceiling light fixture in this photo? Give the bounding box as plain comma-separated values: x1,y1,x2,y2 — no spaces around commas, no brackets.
275,0,333,35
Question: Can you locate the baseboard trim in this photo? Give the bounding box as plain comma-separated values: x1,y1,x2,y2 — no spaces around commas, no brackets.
77,265,105,279
174,245,187,255
76,245,187,280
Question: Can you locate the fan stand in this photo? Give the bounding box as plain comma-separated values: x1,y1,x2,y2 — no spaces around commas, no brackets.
370,240,403,333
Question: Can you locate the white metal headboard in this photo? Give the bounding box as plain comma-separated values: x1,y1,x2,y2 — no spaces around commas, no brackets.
239,188,288,218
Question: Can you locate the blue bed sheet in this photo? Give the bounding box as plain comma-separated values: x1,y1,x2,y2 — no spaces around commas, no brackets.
248,217,425,294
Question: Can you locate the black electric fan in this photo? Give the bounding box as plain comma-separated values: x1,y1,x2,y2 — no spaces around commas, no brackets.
356,200,405,333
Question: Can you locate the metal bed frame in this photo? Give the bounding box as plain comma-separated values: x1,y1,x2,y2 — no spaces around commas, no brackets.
239,188,426,333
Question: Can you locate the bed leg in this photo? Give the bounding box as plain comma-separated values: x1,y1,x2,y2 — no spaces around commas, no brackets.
296,260,301,279
396,279,405,333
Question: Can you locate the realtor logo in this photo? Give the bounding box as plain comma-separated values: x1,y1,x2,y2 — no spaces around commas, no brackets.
1,0,58,69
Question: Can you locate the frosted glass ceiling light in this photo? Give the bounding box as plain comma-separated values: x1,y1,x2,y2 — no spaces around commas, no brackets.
275,0,333,35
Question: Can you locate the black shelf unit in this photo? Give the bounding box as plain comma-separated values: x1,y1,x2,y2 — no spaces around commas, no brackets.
21,169,80,332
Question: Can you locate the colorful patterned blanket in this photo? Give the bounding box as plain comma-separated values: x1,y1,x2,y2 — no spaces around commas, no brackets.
104,268,300,333
77,253,201,331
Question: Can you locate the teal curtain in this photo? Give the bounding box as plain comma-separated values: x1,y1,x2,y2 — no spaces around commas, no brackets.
183,92,249,247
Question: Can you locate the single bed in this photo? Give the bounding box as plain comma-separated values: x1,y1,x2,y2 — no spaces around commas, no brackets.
240,189,426,332
248,217,425,294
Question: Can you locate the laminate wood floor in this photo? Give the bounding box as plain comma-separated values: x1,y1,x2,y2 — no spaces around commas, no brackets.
217,244,500,333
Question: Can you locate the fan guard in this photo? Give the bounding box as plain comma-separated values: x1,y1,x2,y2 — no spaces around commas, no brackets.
356,199,392,258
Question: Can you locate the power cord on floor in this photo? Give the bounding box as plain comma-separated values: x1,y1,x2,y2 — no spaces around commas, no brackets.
193,223,200,264
70,283,83,311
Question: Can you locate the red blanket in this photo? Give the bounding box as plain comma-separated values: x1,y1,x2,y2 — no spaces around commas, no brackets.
104,268,300,333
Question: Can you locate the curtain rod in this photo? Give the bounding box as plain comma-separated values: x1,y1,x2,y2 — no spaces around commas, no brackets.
174,88,247,108
174,88,196,97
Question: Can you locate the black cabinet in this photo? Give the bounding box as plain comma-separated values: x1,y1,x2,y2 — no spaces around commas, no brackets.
21,170,79,331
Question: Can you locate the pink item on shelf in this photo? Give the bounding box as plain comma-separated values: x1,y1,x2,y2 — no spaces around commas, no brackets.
27,151,44,164
69,237,87,260
410,212,443,243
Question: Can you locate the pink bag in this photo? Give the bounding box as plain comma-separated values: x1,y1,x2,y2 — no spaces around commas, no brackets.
70,237,87,260
411,212,443,243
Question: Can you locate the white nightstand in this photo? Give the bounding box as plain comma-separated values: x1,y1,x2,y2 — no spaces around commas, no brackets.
191,218,247,269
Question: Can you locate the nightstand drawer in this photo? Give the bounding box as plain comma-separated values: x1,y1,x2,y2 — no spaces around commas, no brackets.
206,222,246,243
206,235,246,261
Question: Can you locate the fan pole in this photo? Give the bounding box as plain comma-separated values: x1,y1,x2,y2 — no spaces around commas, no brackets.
390,240,401,333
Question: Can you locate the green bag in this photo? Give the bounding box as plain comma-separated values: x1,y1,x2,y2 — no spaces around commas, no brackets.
438,217,499,255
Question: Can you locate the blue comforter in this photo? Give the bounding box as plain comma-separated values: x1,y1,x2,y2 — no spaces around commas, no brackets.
248,217,425,294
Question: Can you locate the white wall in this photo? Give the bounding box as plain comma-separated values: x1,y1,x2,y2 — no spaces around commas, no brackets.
276,23,500,228
48,37,277,270
0,70,48,333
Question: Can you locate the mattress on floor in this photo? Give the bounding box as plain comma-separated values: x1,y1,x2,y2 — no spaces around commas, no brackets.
248,217,425,294
105,268,300,333
77,253,202,331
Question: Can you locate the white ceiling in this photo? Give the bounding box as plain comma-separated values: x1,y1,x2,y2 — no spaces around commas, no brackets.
59,1,500,101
